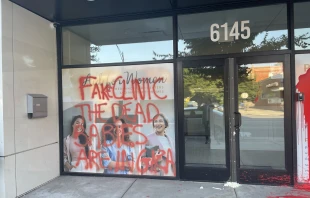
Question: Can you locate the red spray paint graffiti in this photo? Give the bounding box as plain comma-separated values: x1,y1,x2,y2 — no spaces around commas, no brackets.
79,75,167,101
65,72,176,176
263,69,310,198
296,69,310,185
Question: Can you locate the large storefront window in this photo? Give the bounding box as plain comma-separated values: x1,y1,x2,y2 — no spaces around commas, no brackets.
294,2,310,50
238,62,285,170
178,4,288,56
62,17,173,65
62,63,176,177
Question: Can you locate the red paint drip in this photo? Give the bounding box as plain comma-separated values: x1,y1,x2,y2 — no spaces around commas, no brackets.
295,183,310,191
267,191,310,198
266,177,310,198
268,196,310,198
266,186,310,198
296,69,310,180
258,174,291,185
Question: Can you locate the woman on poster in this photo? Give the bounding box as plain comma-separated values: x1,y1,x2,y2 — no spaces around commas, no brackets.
64,115,90,172
144,113,176,176
101,116,135,174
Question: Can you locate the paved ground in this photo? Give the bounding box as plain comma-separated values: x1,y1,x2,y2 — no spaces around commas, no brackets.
21,176,310,198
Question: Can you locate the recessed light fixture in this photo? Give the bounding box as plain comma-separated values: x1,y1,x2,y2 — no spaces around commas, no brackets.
87,0,95,2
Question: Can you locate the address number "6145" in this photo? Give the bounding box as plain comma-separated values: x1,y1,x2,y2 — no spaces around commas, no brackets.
210,20,251,42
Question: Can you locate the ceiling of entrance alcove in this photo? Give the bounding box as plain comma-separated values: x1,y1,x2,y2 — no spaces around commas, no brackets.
10,0,173,22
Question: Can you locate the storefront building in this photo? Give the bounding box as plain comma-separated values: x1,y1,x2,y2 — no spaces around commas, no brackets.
2,0,310,197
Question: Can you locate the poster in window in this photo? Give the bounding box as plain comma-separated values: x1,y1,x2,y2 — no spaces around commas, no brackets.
62,63,176,177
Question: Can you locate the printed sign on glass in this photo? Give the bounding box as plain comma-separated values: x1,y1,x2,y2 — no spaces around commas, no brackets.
62,63,176,177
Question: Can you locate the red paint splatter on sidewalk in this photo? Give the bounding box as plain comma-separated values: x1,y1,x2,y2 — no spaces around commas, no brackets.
258,174,291,185
268,196,310,198
295,183,310,191
266,181,310,198
267,69,310,198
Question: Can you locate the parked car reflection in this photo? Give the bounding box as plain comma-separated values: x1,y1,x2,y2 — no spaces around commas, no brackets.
184,104,225,144
184,104,285,149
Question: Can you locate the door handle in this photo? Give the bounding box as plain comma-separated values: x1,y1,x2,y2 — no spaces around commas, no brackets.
234,112,242,127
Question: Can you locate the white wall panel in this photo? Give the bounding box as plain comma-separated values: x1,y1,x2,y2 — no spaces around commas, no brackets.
0,155,17,198
2,0,13,73
16,143,59,196
15,115,58,153
0,0,59,196
2,118,14,155
13,5,56,54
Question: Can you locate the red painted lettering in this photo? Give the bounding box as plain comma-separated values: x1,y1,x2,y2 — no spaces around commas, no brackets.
132,124,148,145
112,76,123,99
91,83,101,99
135,103,146,123
88,124,101,149
79,76,96,100
146,103,160,122
75,149,88,169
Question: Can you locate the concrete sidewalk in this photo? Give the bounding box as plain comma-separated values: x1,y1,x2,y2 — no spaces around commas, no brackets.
21,176,310,198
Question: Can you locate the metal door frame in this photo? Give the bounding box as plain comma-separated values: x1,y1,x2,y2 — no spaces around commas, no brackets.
235,54,293,185
178,58,231,182
178,54,293,185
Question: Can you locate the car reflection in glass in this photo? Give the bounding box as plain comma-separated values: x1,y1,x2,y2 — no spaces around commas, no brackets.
184,104,225,144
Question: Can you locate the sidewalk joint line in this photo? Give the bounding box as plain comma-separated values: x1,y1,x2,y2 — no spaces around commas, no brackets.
121,178,137,198
234,188,238,198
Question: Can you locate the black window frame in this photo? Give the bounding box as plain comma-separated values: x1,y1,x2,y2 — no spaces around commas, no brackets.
56,0,299,185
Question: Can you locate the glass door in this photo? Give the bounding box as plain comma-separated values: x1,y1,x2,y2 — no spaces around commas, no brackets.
178,55,293,185
179,58,230,181
236,55,293,185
